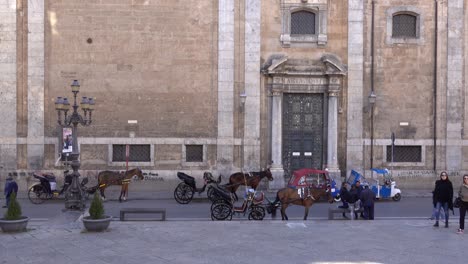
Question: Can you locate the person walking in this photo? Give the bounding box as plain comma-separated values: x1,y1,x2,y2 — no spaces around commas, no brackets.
360,183,376,220
3,176,18,208
457,175,468,234
430,190,445,220
433,171,453,228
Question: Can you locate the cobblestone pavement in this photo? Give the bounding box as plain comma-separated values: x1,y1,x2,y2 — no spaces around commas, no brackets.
0,213,464,264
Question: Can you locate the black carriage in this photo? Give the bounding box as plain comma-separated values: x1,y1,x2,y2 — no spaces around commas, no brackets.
28,170,96,204
173,172,221,204
210,185,266,221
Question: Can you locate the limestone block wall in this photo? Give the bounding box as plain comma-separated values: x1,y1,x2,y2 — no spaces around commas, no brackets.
45,0,218,139
0,0,17,170
367,0,436,140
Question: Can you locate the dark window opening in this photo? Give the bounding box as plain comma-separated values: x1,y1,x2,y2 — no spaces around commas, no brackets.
186,145,203,162
392,14,417,38
113,144,151,162
291,11,316,35
386,146,421,162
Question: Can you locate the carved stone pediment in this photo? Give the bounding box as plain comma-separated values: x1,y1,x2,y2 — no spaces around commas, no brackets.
262,54,347,76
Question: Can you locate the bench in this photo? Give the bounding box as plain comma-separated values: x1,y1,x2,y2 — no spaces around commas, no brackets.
328,206,364,220
120,208,166,221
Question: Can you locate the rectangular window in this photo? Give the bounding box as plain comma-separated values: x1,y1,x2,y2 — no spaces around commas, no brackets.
291,11,316,35
392,14,417,38
112,144,151,162
185,145,203,162
386,146,421,162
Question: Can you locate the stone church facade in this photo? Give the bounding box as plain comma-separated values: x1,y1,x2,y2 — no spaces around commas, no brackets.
0,0,467,189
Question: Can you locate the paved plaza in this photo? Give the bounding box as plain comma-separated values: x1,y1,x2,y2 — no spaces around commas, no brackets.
0,213,465,264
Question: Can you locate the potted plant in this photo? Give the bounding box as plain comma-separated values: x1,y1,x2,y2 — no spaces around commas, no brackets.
0,193,29,232
82,192,112,232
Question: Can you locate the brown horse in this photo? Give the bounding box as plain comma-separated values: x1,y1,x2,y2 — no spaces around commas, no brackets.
269,187,334,220
227,168,273,200
96,168,144,202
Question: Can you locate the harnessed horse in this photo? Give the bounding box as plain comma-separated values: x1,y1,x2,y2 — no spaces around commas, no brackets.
227,168,273,200
269,186,334,220
96,168,144,202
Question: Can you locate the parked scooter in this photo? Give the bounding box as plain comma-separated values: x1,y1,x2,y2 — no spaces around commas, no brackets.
347,169,402,201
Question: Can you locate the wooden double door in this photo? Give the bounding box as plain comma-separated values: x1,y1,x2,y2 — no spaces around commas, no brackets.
282,93,326,174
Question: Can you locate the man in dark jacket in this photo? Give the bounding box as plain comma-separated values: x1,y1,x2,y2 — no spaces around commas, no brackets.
4,176,18,208
360,183,376,220
339,183,351,218
355,181,364,218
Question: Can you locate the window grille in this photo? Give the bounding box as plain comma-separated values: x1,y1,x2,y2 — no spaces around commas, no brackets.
186,145,203,162
386,146,421,162
291,11,316,35
392,14,417,38
112,144,151,162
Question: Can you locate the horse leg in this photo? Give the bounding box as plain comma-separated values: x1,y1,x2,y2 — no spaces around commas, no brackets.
123,184,128,201
281,204,288,221
304,206,309,221
99,186,106,201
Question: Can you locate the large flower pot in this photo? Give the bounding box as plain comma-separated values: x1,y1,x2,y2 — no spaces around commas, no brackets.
0,216,29,233
82,215,112,232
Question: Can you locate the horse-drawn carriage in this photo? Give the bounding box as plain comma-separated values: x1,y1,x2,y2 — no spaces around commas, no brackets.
173,172,222,204
210,185,266,221
265,168,335,220
287,168,341,202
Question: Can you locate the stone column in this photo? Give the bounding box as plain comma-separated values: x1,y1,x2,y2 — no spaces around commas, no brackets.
346,0,365,175
243,0,261,171
216,0,235,175
27,0,45,169
327,80,340,178
269,91,285,190
446,0,463,171
0,0,17,170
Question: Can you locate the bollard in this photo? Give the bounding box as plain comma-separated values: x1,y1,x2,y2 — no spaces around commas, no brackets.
349,204,355,220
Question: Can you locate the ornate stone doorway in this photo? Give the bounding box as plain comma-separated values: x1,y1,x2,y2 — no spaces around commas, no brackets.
262,54,346,188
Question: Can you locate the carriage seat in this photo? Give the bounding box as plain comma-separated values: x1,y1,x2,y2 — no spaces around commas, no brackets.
253,192,264,205
33,172,56,181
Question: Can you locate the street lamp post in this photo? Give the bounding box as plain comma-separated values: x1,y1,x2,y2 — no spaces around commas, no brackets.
368,91,377,179
55,80,95,210
239,92,247,172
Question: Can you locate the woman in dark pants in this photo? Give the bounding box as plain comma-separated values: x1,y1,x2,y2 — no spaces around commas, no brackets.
457,175,468,234
433,171,453,228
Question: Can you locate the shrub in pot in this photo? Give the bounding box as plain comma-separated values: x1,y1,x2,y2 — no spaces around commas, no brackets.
83,192,111,232
0,193,29,232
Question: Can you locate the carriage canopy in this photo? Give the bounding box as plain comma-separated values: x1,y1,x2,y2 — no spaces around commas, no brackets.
287,168,330,189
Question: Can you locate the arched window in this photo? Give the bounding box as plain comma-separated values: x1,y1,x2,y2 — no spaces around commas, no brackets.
291,10,316,35
392,14,417,38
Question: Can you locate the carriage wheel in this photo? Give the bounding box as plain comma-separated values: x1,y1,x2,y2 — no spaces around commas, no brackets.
392,193,401,201
211,199,231,212
248,206,265,221
28,185,47,204
174,183,194,204
211,203,232,221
